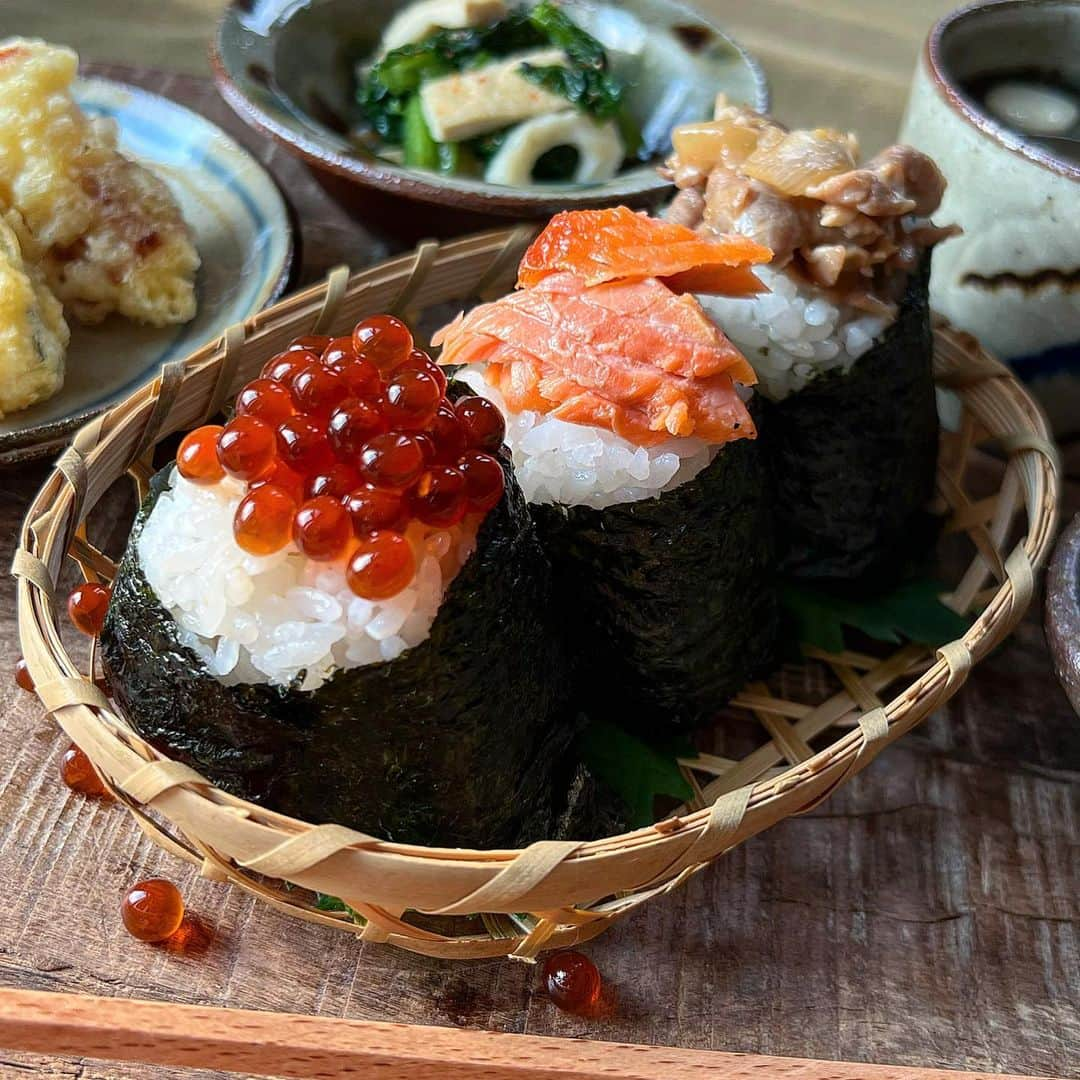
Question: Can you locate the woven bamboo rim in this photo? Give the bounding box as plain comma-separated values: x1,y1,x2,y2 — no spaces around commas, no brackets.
13,227,1061,961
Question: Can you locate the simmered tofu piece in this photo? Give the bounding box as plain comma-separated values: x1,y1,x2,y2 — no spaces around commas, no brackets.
0,39,200,327
380,0,507,53
420,48,569,142
0,210,68,418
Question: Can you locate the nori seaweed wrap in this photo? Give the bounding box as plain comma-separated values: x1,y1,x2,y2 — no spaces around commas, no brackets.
765,261,938,581
102,452,574,849
534,419,779,734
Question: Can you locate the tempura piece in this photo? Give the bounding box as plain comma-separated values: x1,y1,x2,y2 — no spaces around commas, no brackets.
0,39,199,326
0,209,68,417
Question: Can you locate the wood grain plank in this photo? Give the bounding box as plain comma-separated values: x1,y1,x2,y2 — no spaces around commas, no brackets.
0,988,1066,1080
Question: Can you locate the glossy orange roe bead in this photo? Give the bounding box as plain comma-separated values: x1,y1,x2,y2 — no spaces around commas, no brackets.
233,484,297,556
397,348,448,395
60,744,108,798
287,334,332,355
358,432,426,492
328,398,385,459
331,357,381,400
262,349,318,384
543,951,601,1013
427,401,467,464
457,451,505,512
344,485,406,534
383,368,442,431
293,496,352,561
306,462,362,501
250,460,306,505
176,425,225,486
411,466,467,528
346,530,416,600
457,395,506,451
121,879,185,943
14,657,34,692
67,582,111,637
291,364,348,419
235,378,296,426
276,416,336,476
320,335,358,370
353,314,413,372
217,415,277,482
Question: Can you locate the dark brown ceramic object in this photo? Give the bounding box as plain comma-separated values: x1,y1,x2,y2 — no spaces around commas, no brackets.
211,0,768,240
1046,513,1080,716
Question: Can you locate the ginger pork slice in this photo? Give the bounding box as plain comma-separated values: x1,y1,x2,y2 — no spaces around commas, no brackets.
0,209,69,418
0,39,199,327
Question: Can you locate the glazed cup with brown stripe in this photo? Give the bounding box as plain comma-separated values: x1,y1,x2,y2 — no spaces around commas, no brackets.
900,0,1080,435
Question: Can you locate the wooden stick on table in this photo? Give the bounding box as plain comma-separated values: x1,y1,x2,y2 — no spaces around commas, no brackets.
0,988,1063,1080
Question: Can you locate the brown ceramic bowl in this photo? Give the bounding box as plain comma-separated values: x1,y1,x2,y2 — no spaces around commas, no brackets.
211,0,768,242
1046,513,1080,716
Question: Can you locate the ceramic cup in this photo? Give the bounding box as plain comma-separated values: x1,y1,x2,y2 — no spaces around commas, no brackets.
900,0,1080,434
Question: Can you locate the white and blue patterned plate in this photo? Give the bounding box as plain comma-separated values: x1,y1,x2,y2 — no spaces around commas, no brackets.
0,77,295,463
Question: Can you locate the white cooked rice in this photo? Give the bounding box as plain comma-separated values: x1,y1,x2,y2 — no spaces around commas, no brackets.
696,264,889,402
456,366,716,509
137,469,475,691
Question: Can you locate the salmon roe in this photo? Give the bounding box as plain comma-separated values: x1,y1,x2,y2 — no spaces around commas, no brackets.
60,744,108,798
185,320,509,601
121,879,185,943
543,951,602,1014
235,378,295,425
353,314,413,372
293,496,351,561
456,395,506,451
234,484,296,555
347,530,416,600
177,425,225,485
67,582,111,637
217,416,277,482
14,657,34,692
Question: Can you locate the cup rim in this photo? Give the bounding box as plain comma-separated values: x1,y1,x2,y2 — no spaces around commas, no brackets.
926,0,1080,181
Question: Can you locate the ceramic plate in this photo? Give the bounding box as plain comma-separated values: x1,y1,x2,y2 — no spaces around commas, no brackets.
0,77,295,464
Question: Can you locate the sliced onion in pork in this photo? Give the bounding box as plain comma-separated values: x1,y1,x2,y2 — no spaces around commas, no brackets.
741,128,859,197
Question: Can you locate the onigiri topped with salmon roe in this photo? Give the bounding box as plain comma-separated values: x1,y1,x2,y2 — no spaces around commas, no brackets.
140,314,507,689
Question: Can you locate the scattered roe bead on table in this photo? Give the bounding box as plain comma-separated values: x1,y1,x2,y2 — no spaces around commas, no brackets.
121,879,185,943
14,657,34,692
60,744,108,798
67,582,111,637
543,951,602,1013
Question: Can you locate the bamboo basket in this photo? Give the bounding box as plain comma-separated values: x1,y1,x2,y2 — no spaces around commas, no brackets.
13,227,1061,961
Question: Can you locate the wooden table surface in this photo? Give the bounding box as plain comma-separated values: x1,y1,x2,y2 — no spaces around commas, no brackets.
0,6,1078,1080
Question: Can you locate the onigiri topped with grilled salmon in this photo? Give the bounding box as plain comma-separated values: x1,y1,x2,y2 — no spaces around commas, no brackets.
436,205,770,508
436,206,779,730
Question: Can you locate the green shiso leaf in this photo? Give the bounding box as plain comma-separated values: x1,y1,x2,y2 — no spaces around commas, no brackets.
783,576,971,655
314,894,367,925
579,719,694,828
